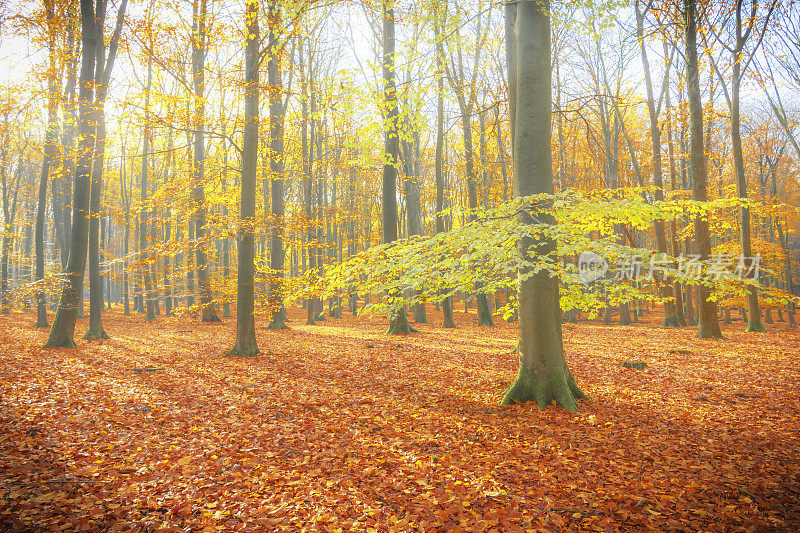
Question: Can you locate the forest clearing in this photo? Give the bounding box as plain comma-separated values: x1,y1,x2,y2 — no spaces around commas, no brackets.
1,305,799,532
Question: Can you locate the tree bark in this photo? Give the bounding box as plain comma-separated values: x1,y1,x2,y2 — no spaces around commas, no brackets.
382,0,413,335
267,0,288,330
636,0,679,327
192,0,220,323
140,58,155,322
44,0,98,348
34,0,58,326
730,2,764,332
685,0,722,339
433,2,455,328
85,0,125,338
227,0,260,357
500,0,586,411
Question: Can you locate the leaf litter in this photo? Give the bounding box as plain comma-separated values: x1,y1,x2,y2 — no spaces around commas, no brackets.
1,307,798,532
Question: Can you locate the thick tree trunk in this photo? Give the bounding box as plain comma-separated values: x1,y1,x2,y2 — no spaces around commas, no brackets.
685,0,722,339
227,0,260,357
500,0,586,411
44,0,97,348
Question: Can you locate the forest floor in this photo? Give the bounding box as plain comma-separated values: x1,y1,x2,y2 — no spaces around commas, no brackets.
0,304,799,532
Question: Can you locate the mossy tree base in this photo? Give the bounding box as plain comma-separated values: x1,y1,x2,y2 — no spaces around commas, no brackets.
662,315,684,328
500,364,588,413
226,343,259,357
697,323,724,339
83,328,110,340
202,309,222,323
745,320,765,333
387,309,419,335
476,294,494,326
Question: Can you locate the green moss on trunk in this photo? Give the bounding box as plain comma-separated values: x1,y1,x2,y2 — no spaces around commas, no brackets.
745,319,765,333
500,364,587,412
387,308,418,335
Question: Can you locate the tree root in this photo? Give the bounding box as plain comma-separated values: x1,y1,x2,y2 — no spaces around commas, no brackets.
500,364,587,413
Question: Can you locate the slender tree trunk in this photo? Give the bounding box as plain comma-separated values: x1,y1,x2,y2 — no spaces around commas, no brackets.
665,62,686,326
84,113,110,338
434,4,455,328
267,0,288,330
730,5,764,332
227,0,260,357
0,130,22,316
778,223,796,326
140,59,155,321
685,0,722,339
300,42,317,326
192,0,220,323
121,147,130,316
44,0,97,348
401,110,427,324
383,0,413,335
636,0,679,327
34,0,58,326
53,3,77,272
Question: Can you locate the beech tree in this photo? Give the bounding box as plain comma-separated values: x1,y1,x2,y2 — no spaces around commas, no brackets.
382,0,414,335
685,0,722,339
499,0,587,411
84,0,128,339
227,0,259,357
433,0,455,328
266,0,289,331
44,0,98,348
